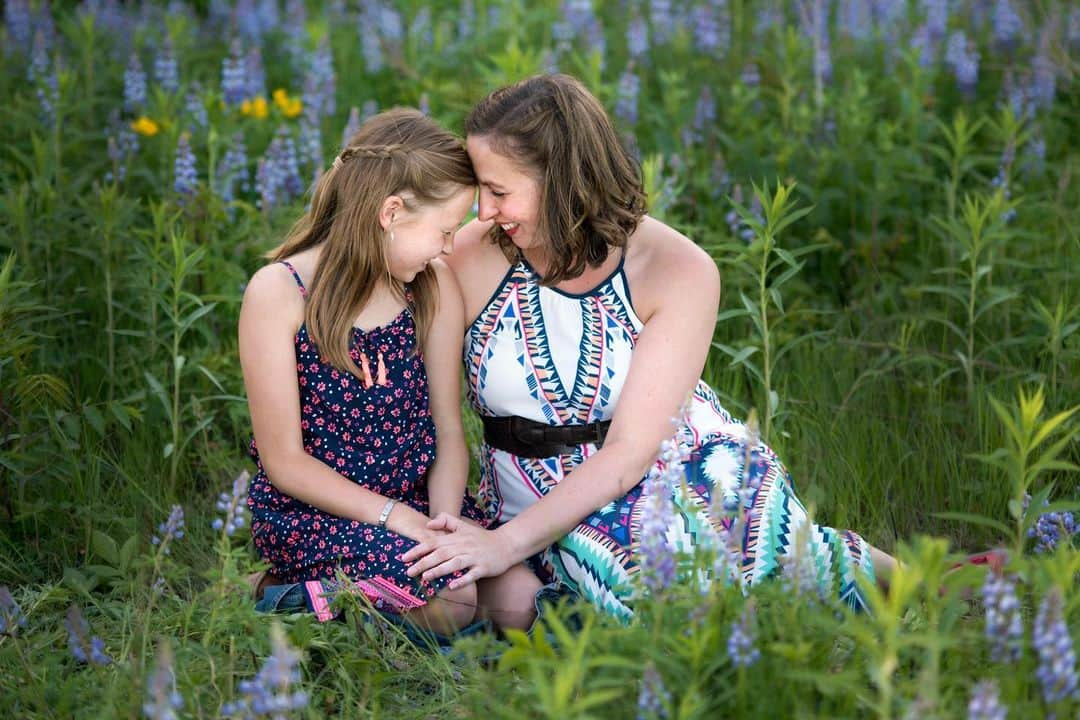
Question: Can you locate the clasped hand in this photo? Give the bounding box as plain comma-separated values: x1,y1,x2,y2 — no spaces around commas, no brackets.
402,513,513,589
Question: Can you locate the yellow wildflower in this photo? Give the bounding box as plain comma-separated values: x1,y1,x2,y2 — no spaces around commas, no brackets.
282,98,303,118
242,96,269,119
130,116,160,136
272,88,289,109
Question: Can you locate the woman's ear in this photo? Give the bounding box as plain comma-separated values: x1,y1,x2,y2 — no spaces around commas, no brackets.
378,195,404,231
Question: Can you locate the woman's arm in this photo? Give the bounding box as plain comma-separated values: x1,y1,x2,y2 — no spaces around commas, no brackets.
239,263,438,543
404,222,722,587
420,260,470,519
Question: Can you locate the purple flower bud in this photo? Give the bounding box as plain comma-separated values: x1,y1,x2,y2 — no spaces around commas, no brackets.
967,680,1007,720
184,83,208,127
143,642,184,720
124,51,147,112
410,7,433,48
1033,586,1079,704
65,605,113,666
28,29,49,81
362,99,378,121
458,0,475,41
214,471,250,538
152,505,186,555
174,133,197,201
221,39,246,106
0,585,28,635
691,4,728,54
945,31,979,94
727,600,761,667
911,23,937,68
650,0,675,45
359,22,384,73
636,663,670,720
244,46,266,103
307,37,336,117
637,463,676,595
4,0,33,55
342,106,362,148
992,0,1023,51
922,0,949,40
627,15,648,59
982,573,1022,663
154,36,179,94
614,67,640,126
839,0,872,41
218,131,249,216
376,4,404,42
223,625,307,718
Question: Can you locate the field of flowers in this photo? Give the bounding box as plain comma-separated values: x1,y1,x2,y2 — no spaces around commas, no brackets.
1,0,1078,718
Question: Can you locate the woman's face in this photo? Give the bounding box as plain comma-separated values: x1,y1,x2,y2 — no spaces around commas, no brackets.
384,186,475,283
466,135,543,252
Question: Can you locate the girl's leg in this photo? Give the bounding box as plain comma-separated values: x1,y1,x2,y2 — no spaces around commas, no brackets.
476,563,543,631
870,545,898,590
402,584,478,636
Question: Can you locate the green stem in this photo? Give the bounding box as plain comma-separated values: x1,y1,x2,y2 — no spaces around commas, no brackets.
759,236,772,442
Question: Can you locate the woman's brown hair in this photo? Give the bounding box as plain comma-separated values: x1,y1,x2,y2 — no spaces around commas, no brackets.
464,74,647,284
270,108,475,378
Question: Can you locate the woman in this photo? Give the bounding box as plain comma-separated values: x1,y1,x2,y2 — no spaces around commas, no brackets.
402,75,896,620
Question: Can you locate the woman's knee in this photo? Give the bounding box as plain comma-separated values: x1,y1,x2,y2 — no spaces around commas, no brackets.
478,564,543,631
404,583,477,636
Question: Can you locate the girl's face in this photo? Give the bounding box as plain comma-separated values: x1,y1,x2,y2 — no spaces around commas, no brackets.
384,186,475,283
466,135,543,252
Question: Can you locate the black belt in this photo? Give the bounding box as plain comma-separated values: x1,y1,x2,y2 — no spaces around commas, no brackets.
481,415,610,458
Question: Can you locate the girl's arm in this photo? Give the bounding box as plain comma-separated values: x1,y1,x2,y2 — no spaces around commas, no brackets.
239,263,438,543
420,260,470,520
404,220,722,587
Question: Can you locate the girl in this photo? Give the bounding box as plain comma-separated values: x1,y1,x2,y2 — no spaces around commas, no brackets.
239,108,541,636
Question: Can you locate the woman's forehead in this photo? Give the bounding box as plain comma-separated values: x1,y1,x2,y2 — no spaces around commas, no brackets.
466,135,538,183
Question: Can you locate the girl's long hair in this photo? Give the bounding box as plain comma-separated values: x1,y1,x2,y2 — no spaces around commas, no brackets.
270,108,475,378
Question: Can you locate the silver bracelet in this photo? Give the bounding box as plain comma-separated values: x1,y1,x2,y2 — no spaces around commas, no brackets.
377,498,397,527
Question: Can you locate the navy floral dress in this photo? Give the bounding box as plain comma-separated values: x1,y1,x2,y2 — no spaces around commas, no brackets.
247,261,486,620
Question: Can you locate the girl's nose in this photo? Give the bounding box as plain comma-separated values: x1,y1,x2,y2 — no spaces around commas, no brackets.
477,193,497,222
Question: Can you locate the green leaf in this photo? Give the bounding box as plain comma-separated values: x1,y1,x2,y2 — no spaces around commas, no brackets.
91,530,119,566
931,512,1011,537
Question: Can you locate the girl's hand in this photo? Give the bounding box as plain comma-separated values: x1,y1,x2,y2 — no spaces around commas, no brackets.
401,513,514,589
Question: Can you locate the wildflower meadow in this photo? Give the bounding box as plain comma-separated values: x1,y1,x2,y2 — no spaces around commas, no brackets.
1,1,1078,718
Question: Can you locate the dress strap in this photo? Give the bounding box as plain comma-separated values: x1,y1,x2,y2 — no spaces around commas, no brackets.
278,260,308,298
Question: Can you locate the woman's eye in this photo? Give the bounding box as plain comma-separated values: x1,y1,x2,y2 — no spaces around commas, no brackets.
491,190,505,198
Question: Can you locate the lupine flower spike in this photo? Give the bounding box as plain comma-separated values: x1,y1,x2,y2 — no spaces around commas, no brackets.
213,471,250,536
982,572,1022,663
0,586,28,636
727,599,761,668
143,641,184,720
174,133,197,201
636,662,671,720
65,605,113,666
1033,585,1079,705
222,624,308,718
967,679,1007,720
342,106,361,148
154,36,179,94
152,505,186,555
124,51,147,112
637,442,678,595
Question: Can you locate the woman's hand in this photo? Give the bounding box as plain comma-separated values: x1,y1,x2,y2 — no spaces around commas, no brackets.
401,513,515,589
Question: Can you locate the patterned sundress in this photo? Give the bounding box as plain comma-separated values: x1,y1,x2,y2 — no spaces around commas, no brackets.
465,254,875,620
247,261,486,621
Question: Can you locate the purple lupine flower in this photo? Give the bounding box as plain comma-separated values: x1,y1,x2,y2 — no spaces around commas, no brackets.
691,4,727,54
992,0,1023,51
1002,71,1034,120
410,6,433,48
298,101,323,183
839,0,872,41
982,573,1022,663
1024,493,1077,553
727,600,761,667
1033,586,1079,705
636,444,678,595
342,106,362,147
233,0,262,42
872,0,903,25
911,23,936,68
244,46,266,103
945,31,979,94
222,625,307,718
283,0,307,70
124,51,147,112
4,0,33,55
105,111,138,183
376,3,404,42
257,129,304,210
151,505,185,555
627,15,649,59
418,92,431,116
487,4,502,29
690,86,715,144
362,98,378,120
28,30,49,81
221,39,246,106
256,156,280,212
1029,28,1056,111
143,642,184,720
614,66,640,126
173,133,197,201
256,0,280,36
458,0,475,41
584,17,607,68
636,663,670,720
1022,134,1046,176
798,0,833,85
65,605,113,666
213,471,250,536
780,531,821,603
650,0,675,45
967,680,1007,720
154,36,179,94
922,0,949,40
36,62,59,127
741,62,761,87
1069,7,1080,51
309,37,336,117
184,83,208,127
0,586,28,636
217,131,250,211
359,22,384,73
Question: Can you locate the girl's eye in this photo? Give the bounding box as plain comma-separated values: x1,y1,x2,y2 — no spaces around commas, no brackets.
491,190,506,198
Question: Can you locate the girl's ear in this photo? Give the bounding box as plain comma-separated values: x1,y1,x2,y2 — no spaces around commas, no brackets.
378,195,405,231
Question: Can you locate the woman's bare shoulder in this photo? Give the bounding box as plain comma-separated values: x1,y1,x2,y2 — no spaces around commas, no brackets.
626,216,720,319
